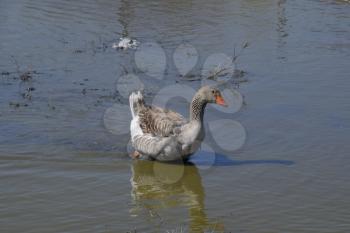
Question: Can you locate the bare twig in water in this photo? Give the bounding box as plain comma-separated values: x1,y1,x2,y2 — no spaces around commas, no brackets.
205,41,250,87
120,64,129,75
179,41,250,87
206,41,249,81
20,71,32,81
10,56,36,101
11,56,33,81
183,77,202,81
179,73,202,81
207,64,231,80
11,56,21,75
243,41,249,48
233,41,249,62
9,101,28,108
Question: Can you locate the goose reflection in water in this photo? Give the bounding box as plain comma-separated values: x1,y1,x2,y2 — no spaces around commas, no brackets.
129,160,224,233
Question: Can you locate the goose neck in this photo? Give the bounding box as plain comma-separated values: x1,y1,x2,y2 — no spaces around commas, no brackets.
190,95,207,122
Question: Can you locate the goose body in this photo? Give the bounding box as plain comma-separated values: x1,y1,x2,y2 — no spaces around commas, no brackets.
129,86,227,161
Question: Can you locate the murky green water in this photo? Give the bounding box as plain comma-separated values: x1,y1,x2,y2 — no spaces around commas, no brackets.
1,0,350,232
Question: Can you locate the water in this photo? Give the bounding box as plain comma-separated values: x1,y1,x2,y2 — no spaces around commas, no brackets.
1,0,350,232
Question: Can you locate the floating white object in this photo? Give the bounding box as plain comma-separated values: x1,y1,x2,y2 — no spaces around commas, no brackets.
112,37,139,50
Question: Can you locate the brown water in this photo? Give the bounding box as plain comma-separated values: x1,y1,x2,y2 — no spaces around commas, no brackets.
1,0,350,232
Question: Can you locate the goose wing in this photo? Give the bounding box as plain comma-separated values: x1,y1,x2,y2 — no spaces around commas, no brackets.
138,106,187,137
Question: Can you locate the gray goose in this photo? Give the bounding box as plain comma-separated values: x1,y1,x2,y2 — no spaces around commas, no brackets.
129,86,227,161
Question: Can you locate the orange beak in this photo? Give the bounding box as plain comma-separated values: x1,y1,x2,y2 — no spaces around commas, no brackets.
215,95,227,107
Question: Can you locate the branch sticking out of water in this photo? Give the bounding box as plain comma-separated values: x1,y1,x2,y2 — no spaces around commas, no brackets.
207,65,231,81
11,56,33,81
179,41,250,86
233,41,249,62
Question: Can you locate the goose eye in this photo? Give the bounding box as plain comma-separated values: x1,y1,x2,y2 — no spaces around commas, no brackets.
211,90,215,94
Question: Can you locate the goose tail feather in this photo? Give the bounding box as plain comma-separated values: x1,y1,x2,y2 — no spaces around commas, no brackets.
129,91,144,119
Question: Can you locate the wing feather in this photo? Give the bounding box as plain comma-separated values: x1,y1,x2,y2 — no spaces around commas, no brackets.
138,106,187,137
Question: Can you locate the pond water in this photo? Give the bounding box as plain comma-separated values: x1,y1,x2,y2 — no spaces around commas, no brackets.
1,0,350,232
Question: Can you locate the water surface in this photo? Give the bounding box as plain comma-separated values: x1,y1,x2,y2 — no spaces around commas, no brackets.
1,0,350,232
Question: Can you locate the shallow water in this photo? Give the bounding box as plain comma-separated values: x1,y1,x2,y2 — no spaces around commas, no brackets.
1,0,350,232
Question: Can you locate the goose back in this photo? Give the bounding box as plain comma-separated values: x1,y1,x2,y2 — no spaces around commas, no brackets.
138,106,187,137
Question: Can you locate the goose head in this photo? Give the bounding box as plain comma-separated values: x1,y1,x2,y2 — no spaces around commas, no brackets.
197,86,227,107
